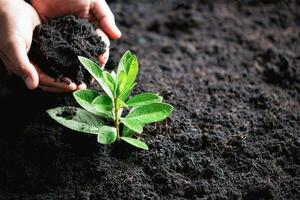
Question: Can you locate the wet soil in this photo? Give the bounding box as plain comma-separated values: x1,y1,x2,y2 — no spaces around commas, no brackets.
29,15,106,84
0,0,299,199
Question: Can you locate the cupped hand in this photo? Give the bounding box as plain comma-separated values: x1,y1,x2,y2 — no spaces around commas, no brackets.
0,0,80,92
32,0,121,82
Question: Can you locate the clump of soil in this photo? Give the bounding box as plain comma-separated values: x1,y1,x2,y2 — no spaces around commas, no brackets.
29,15,106,84
56,107,76,120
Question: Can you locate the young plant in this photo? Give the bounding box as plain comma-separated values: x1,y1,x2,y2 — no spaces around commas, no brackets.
47,51,173,150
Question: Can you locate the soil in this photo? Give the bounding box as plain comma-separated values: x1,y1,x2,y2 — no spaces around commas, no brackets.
0,0,299,199
56,107,77,120
29,15,106,84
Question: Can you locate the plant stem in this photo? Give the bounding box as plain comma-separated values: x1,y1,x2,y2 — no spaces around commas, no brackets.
114,98,120,139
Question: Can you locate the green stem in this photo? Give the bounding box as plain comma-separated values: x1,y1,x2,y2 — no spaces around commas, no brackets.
114,98,120,139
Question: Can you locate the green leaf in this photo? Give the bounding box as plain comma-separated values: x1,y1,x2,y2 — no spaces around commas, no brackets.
120,118,143,133
122,125,135,137
120,137,149,150
125,103,173,124
126,54,139,87
92,95,113,109
73,90,112,118
119,82,136,101
117,98,128,109
117,71,127,95
111,71,117,80
47,107,104,134
91,95,114,119
103,71,115,94
117,51,132,75
73,89,98,114
117,51,139,88
126,93,163,107
97,126,117,144
78,56,113,99
74,89,99,103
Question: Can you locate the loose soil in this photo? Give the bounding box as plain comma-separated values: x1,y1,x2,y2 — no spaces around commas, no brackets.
0,0,299,199
29,15,106,84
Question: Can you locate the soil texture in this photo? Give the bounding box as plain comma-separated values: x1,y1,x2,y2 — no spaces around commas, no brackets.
29,15,106,84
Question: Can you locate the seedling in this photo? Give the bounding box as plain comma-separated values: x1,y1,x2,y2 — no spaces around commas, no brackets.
47,51,173,150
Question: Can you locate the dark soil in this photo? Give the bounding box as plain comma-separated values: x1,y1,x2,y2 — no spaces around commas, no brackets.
56,107,77,120
29,15,106,84
0,0,299,199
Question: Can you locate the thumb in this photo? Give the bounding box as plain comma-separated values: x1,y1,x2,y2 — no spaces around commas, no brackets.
3,40,39,89
92,0,121,39
21,61,39,90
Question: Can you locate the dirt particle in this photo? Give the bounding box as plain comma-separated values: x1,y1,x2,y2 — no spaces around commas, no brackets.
57,107,77,120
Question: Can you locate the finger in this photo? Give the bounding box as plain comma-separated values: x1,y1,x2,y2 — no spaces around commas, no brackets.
35,65,77,91
3,40,39,89
39,85,73,93
92,0,121,39
95,28,110,66
39,73,78,91
77,82,87,90
39,81,86,93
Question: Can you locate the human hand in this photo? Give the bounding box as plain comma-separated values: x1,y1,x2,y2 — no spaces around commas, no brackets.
32,0,121,68
0,0,80,92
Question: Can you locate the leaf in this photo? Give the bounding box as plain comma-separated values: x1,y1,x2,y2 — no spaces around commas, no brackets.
120,118,143,133
73,89,98,114
78,56,113,99
126,93,163,107
111,71,117,80
117,98,128,109
74,89,99,103
91,95,114,119
117,71,127,95
102,71,115,94
73,90,112,118
92,95,113,109
119,82,136,101
117,51,132,75
47,107,104,134
125,103,173,124
97,126,117,144
120,137,149,150
122,125,135,137
117,51,139,88
126,54,139,87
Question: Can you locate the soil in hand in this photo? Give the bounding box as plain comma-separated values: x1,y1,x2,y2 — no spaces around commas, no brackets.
29,15,106,84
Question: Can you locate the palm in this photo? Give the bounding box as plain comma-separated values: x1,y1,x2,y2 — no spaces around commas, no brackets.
30,0,120,92
0,0,40,88
0,1,40,57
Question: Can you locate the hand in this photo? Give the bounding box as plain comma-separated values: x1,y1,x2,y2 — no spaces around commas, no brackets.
0,0,79,92
32,0,121,76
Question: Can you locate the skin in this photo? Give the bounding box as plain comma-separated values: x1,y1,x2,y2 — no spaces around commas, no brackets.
0,0,121,92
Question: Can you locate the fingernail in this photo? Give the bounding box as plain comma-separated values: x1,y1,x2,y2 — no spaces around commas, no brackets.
25,77,34,89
